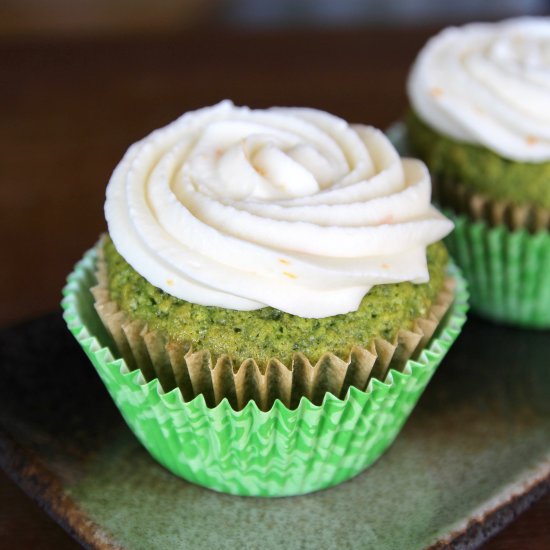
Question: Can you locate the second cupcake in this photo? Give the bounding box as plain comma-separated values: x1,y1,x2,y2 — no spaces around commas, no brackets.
407,17,550,327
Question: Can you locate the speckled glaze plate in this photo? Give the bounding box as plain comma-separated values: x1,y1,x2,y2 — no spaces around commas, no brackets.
1,313,549,550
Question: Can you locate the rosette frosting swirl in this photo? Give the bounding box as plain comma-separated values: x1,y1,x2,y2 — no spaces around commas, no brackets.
408,17,550,162
105,101,452,318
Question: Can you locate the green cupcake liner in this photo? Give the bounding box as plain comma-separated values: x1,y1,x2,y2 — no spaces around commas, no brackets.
445,213,550,328
62,248,468,497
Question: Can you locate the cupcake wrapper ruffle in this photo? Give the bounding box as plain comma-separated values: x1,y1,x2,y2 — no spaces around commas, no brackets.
445,213,550,328
436,178,550,233
62,248,467,497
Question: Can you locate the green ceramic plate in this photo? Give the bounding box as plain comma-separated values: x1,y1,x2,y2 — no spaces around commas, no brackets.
1,308,549,548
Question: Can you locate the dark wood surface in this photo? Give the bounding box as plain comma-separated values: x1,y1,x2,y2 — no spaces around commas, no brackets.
1,27,549,549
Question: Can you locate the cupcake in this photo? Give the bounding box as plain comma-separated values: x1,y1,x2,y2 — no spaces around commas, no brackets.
63,101,467,496
407,17,550,327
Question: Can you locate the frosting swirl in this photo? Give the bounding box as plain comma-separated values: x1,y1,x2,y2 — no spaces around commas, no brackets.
408,17,550,162
105,101,452,318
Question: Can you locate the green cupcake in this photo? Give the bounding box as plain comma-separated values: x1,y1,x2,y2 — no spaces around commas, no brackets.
407,18,550,327
65,102,464,496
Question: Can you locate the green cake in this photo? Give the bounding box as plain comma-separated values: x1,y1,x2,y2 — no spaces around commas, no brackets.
406,112,550,210
103,236,449,368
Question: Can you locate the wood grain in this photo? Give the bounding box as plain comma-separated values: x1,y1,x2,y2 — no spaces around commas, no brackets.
1,27,548,548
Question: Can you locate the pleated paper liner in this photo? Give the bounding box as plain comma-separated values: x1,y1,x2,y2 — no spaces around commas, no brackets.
62,248,467,497
434,178,550,328
445,214,550,328
435,178,550,233
92,243,454,411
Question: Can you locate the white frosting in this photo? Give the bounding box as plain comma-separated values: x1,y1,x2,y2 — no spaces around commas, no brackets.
105,101,452,318
408,17,550,162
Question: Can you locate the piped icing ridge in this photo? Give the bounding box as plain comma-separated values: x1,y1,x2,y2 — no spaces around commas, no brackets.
408,17,550,163
105,101,452,318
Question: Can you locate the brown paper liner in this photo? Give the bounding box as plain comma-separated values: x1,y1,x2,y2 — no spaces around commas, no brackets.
92,247,455,411
434,178,550,233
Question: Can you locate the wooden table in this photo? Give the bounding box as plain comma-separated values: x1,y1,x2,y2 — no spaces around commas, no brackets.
1,26,549,549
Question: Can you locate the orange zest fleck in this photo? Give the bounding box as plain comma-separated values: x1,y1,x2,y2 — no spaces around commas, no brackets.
430,87,444,98
283,271,297,279
377,214,393,225
166,279,174,286
279,258,291,265
526,135,538,145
